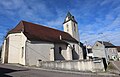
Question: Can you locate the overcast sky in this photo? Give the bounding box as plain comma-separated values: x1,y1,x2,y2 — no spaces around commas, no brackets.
0,0,120,46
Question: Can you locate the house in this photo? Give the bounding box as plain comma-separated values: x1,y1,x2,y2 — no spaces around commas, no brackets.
116,46,120,60
1,12,83,66
92,41,119,63
86,45,93,59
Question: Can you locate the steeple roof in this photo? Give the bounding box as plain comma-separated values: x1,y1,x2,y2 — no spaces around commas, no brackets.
63,12,77,24
67,11,72,17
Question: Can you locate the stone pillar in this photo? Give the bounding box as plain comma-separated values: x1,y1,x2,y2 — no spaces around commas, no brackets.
1,40,6,63
66,45,72,60
78,46,83,60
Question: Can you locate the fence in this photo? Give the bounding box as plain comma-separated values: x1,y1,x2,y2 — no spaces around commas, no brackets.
37,59,105,72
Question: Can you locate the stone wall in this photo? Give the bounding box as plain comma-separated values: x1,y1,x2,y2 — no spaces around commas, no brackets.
37,59,105,72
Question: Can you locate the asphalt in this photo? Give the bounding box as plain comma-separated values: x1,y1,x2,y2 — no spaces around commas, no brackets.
0,64,119,77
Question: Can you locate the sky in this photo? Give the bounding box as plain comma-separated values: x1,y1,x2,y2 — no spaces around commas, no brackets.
0,0,120,46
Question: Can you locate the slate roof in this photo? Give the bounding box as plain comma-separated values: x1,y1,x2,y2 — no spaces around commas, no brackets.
63,12,77,24
98,41,116,48
8,20,78,43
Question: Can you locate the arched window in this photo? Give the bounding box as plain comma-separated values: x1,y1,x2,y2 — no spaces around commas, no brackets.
59,47,62,54
74,23,76,32
21,47,24,58
66,25,69,32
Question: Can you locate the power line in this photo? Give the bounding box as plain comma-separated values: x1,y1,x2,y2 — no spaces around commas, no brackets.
8,43,49,61
82,33,120,45
27,46,49,60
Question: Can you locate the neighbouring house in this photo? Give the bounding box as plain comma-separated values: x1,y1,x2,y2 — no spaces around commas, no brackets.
86,45,93,59
92,41,119,64
82,45,93,60
1,12,83,66
116,46,120,60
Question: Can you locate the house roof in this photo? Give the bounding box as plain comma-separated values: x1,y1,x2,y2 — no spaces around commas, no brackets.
116,46,120,52
98,41,116,48
8,20,78,43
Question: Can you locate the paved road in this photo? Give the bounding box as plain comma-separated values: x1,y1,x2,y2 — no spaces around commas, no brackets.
0,64,119,77
112,61,120,72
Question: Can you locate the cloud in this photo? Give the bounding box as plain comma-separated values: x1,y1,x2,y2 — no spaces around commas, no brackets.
0,0,120,46
45,9,66,30
0,0,23,10
100,0,113,6
80,13,120,46
79,0,120,45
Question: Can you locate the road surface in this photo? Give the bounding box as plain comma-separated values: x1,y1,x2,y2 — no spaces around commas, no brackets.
0,64,119,77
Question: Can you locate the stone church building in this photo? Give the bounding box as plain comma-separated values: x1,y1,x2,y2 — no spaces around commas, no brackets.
1,12,83,66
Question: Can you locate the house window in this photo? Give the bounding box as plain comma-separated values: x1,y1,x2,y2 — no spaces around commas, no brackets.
59,47,62,54
88,49,92,53
21,47,24,58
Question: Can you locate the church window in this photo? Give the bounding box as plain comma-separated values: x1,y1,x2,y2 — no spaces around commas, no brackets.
59,47,62,54
74,23,76,32
73,45,75,50
66,25,69,32
21,47,24,58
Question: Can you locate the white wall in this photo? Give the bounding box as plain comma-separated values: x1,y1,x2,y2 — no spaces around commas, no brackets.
38,60,105,72
118,53,120,60
106,48,118,60
1,32,27,65
93,41,119,63
54,42,83,61
69,43,83,60
1,40,6,63
26,41,54,66
54,43,68,60
93,42,106,58
63,21,79,41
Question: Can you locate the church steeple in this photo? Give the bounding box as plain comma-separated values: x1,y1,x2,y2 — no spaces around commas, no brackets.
63,12,80,41
63,12,77,24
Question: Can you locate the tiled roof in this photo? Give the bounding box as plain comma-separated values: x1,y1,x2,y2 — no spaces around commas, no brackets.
8,20,78,43
98,41,116,48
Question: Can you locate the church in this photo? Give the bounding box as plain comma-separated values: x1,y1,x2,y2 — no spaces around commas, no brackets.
1,12,83,66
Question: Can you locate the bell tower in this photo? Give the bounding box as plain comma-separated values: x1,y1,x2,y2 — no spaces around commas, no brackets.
63,12,80,41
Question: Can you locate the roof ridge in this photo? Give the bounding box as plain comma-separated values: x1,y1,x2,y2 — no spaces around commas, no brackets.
21,20,72,35
8,20,78,43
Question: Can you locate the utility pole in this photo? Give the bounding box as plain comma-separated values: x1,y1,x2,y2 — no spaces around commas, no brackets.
99,33,108,65
85,41,88,59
